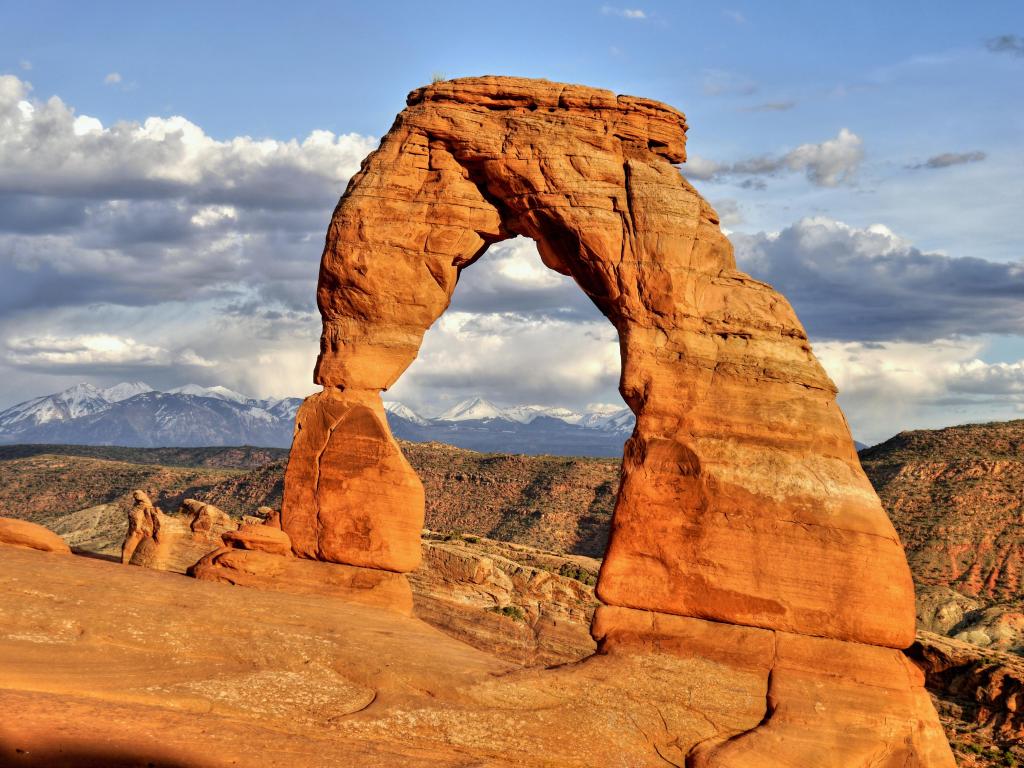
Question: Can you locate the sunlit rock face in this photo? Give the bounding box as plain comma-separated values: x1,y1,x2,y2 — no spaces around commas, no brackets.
278,76,954,765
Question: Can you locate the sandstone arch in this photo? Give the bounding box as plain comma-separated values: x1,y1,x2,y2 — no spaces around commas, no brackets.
273,76,957,765
282,76,914,648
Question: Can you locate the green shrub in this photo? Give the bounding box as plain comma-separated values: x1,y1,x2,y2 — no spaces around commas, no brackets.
487,605,526,622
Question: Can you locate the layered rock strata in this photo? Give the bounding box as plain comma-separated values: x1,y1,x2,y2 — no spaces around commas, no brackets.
275,75,950,764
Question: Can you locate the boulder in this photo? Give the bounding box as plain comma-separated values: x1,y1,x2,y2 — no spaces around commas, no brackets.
0,517,70,554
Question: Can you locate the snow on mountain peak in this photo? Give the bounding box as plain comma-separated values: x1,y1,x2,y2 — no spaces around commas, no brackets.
436,397,508,422
383,401,430,426
167,384,250,403
101,381,155,403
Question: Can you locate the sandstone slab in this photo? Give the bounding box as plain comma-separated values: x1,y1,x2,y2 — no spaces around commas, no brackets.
190,547,414,615
0,517,70,554
0,547,945,767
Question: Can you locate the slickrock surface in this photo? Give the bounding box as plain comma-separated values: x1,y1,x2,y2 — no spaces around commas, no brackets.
0,517,70,554
0,547,950,767
285,75,915,650
191,547,415,616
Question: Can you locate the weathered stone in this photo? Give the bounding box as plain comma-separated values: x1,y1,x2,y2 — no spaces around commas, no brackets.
282,389,423,571
222,523,293,557
0,517,70,554
124,495,236,573
190,547,413,616
282,75,914,648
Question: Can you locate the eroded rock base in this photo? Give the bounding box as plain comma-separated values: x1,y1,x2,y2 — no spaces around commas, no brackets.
594,605,955,766
0,548,955,767
191,547,414,616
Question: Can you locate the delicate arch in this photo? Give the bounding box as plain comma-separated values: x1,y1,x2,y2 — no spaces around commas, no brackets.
281,76,915,648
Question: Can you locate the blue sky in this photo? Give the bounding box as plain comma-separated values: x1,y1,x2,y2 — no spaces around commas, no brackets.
0,1,1022,443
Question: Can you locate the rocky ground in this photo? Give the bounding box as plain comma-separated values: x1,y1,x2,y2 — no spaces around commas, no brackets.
4,425,1024,764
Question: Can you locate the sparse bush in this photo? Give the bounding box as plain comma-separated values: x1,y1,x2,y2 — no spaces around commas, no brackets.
559,562,597,586
487,605,526,622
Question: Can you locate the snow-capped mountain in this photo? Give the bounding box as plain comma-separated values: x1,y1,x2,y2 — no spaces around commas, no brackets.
0,383,112,432
166,384,249,404
0,384,634,456
383,401,431,426
382,396,635,456
435,397,508,422
100,381,155,403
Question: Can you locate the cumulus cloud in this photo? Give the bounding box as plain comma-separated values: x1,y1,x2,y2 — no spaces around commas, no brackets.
986,34,1024,57
5,333,213,371
817,339,1024,443
0,74,378,405
907,151,986,170
733,217,1024,342
684,129,863,187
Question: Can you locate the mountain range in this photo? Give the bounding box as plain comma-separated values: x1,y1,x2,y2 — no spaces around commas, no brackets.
0,384,634,456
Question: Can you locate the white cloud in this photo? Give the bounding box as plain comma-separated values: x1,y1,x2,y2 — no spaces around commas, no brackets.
685,129,863,187
104,72,122,85
816,338,1024,443
0,75,377,204
601,6,646,19
8,333,172,368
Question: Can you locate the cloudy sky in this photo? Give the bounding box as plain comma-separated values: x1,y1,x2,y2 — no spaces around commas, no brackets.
0,1,1022,444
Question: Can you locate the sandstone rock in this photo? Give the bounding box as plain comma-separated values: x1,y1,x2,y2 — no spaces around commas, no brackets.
282,75,915,649
594,606,955,767
409,535,598,665
258,506,281,528
0,547,952,767
190,547,413,615
222,523,293,557
124,494,236,573
282,389,424,571
0,517,70,554
910,631,1024,746
121,489,157,564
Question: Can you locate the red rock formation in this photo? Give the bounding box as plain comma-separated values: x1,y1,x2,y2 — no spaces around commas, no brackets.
276,75,950,764
284,76,912,644
0,517,70,554
123,494,236,573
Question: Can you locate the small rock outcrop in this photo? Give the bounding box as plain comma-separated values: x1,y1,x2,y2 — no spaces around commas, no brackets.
0,517,71,554
190,520,413,615
122,494,236,573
